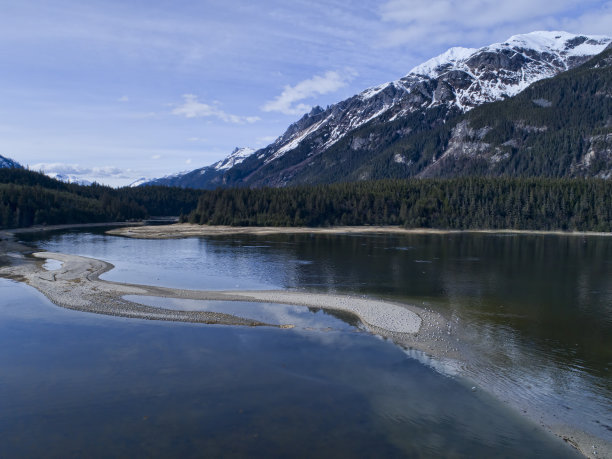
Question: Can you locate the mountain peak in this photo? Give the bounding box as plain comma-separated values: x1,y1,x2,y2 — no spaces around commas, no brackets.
503,30,610,53
409,31,611,79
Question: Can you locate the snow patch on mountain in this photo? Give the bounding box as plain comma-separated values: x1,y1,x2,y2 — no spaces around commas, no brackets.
409,46,478,78
213,147,255,171
129,178,150,187
267,118,328,162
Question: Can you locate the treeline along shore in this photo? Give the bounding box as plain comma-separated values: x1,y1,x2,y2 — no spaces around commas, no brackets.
186,177,612,232
1,167,611,232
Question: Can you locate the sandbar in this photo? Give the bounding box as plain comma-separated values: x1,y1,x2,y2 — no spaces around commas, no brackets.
0,251,434,342
107,223,612,239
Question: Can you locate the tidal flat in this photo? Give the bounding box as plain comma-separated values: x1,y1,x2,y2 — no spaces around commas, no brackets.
2,226,611,457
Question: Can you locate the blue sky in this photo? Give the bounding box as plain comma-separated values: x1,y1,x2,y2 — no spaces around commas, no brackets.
1,0,611,186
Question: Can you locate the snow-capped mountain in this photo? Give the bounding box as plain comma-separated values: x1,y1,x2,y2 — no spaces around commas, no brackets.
144,31,611,189
140,147,255,188
0,155,23,169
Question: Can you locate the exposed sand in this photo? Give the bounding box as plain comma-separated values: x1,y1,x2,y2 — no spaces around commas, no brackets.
107,223,612,239
0,250,432,343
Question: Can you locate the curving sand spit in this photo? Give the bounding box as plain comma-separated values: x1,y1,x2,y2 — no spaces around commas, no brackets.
0,251,429,340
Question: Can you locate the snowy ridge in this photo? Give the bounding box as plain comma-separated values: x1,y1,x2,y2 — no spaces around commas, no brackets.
410,31,611,78
137,147,255,188
267,118,328,161
409,46,478,78
213,147,255,171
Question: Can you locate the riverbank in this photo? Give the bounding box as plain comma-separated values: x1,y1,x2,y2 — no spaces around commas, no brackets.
107,223,612,239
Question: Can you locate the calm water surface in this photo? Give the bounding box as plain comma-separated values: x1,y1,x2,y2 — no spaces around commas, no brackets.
5,228,611,455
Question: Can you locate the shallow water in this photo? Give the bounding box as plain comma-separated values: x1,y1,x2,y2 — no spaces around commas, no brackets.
0,278,576,458
124,295,361,330
13,228,612,451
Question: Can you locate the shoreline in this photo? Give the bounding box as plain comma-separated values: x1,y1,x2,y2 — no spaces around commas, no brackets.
107,223,612,239
6,221,145,235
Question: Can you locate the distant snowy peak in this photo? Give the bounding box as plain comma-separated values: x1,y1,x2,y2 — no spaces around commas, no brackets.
213,147,255,171
45,172,92,186
136,147,256,188
410,31,611,79
349,31,612,115
499,31,611,57
0,154,23,169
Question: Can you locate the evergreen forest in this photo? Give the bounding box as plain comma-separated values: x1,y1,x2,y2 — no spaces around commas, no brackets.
186,177,612,232
0,168,201,229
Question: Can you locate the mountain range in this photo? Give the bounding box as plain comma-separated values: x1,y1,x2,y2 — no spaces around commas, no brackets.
143,31,612,189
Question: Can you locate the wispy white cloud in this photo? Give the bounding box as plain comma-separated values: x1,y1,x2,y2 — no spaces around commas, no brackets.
262,70,356,116
118,95,129,102
172,94,260,123
151,154,161,159
32,162,130,179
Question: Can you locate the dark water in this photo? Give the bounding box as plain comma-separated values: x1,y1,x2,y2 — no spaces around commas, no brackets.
0,279,575,458
5,229,611,455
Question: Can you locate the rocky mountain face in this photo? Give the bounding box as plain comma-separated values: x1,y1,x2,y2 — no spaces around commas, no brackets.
0,155,22,169
142,31,611,189
412,44,612,179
